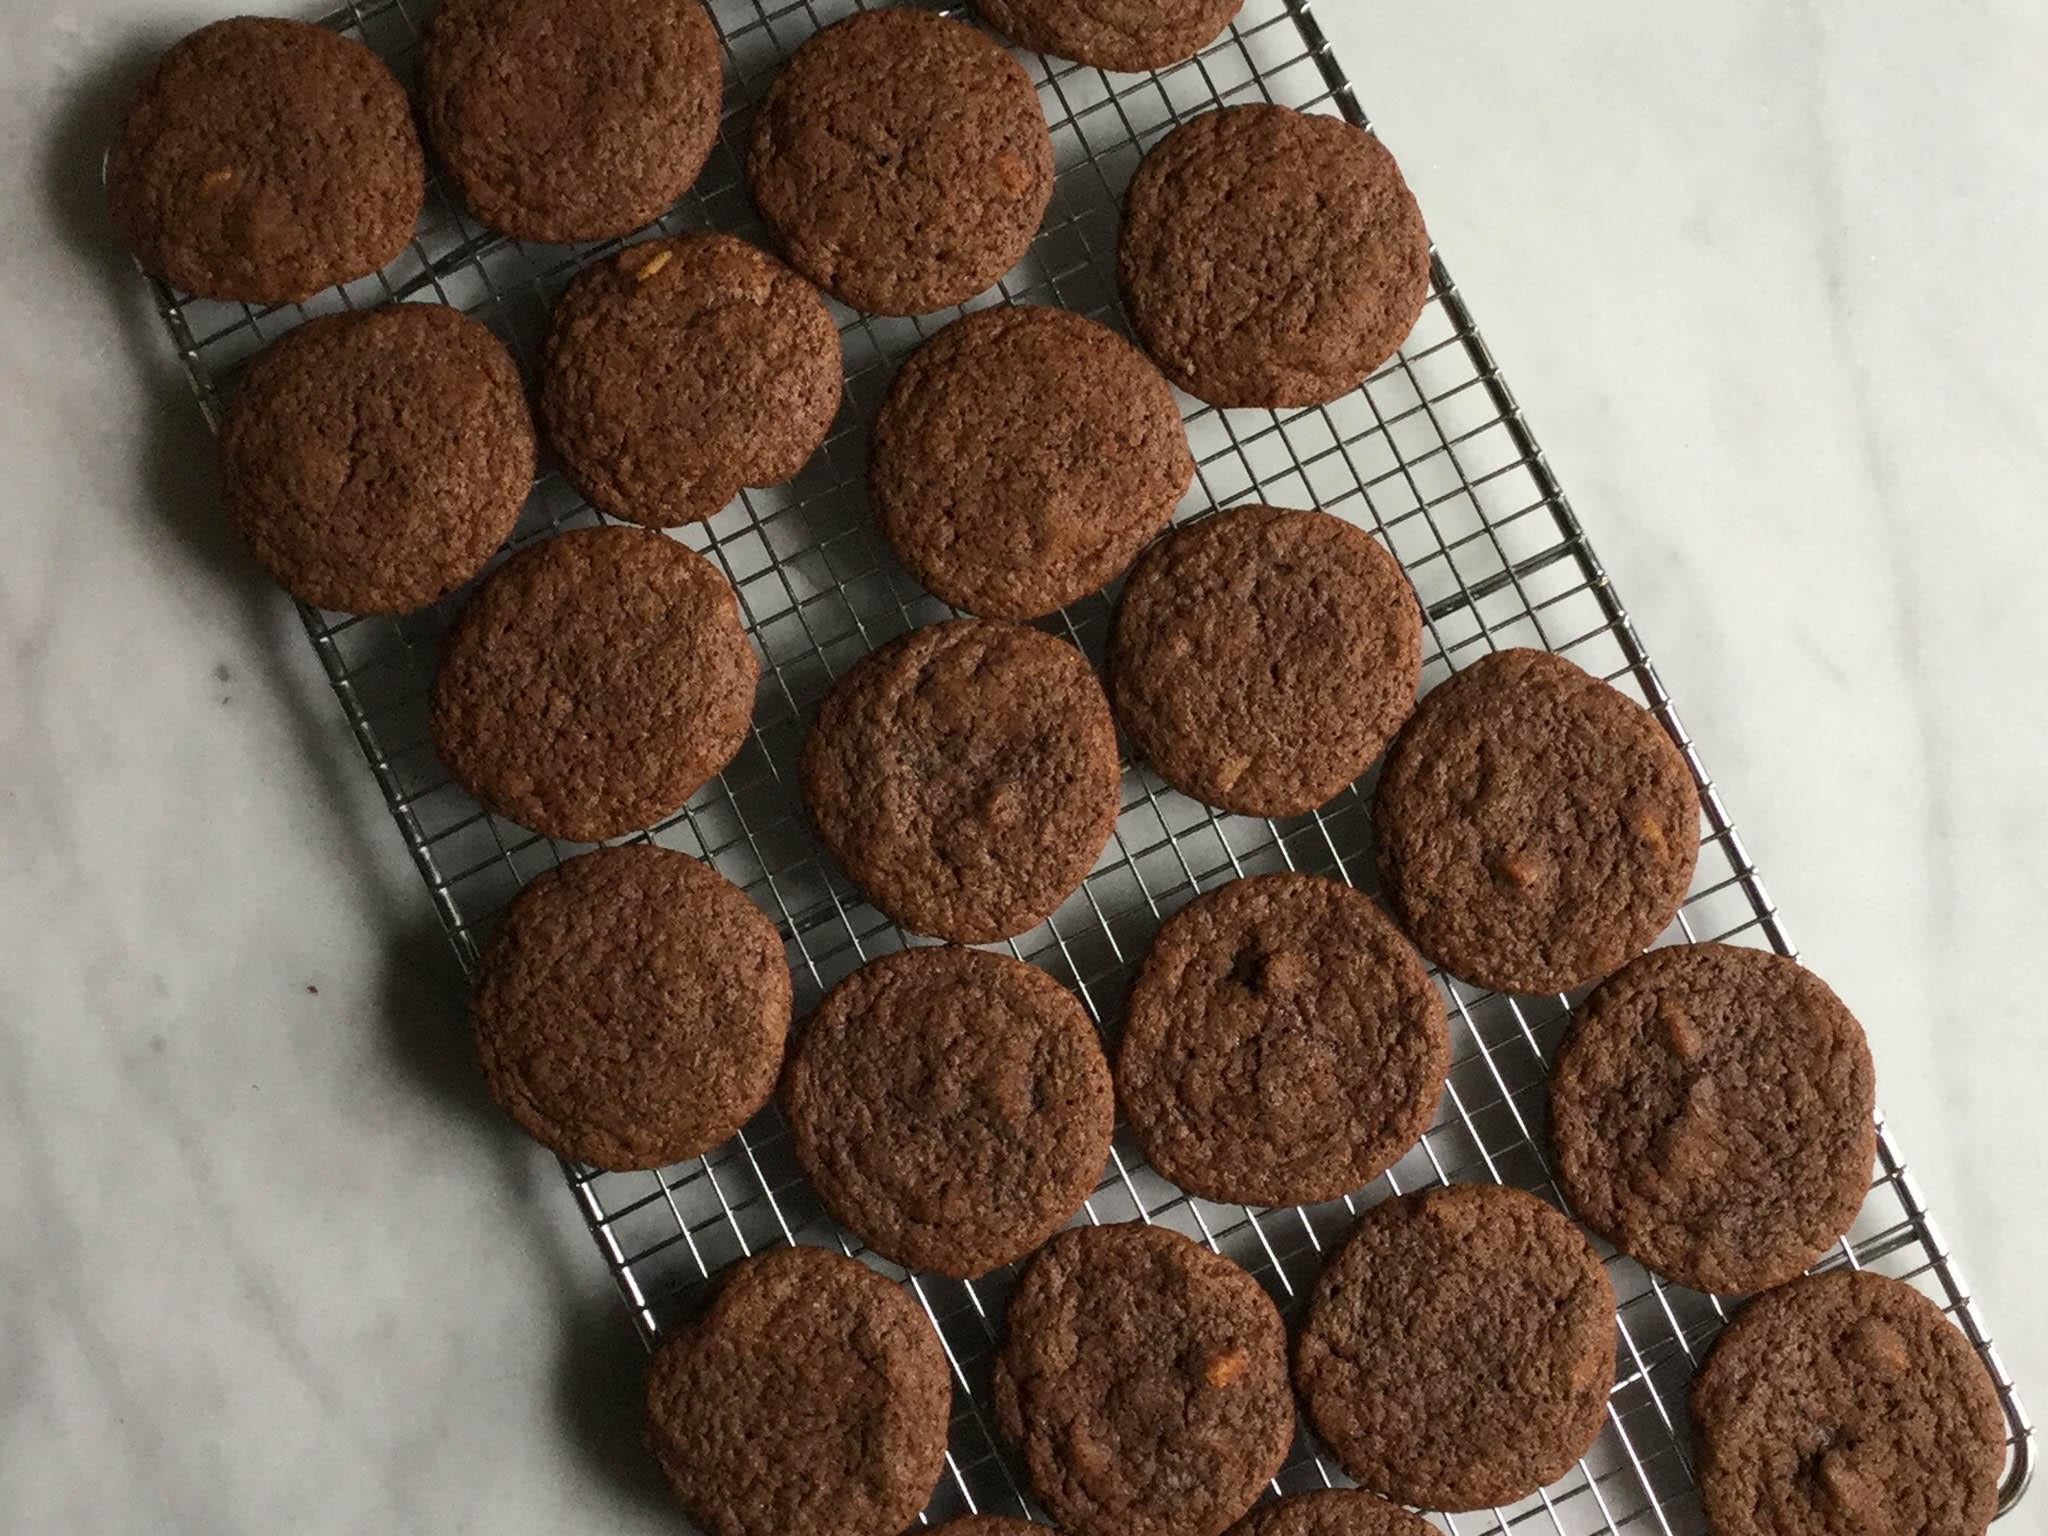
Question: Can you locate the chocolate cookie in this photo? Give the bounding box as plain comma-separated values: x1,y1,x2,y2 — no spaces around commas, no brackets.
1372,648,1701,995
1119,105,1428,409
221,305,533,614
1691,1269,2005,1536
647,1245,952,1536
993,1223,1294,1536
1294,1184,1615,1511
976,0,1243,72
471,844,789,1169
1226,1490,1436,1536
800,619,1121,943
421,0,721,244
1551,943,1877,1295
784,947,1113,1277
107,18,423,303
872,305,1192,620
430,526,756,842
1110,505,1421,817
542,235,842,527
748,9,1055,315
1118,873,1446,1207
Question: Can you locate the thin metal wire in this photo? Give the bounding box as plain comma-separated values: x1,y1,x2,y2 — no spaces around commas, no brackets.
130,0,2032,1529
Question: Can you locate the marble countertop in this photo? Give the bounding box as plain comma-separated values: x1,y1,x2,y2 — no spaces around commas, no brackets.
4,1,2043,1529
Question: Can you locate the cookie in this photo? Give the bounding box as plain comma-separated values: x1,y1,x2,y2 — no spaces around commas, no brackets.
1372,648,1701,995
646,1245,952,1536
748,9,1055,315
1225,1490,1436,1536
800,619,1120,943
471,845,788,1169
107,18,423,303
1110,505,1421,817
931,1521,1044,1536
976,0,1243,72
421,0,721,243
1118,873,1446,1207
872,305,1193,620
1551,943,1877,1295
783,947,1112,1276
542,235,842,527
993,1223,1294,1536
1691,1269,2005,1536
1119,105,1428,409
221,305,533,615
430,526,756,842
1294,1184,1615,1511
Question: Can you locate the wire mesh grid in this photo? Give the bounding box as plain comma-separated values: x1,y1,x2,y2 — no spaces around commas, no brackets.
131,0,2032,1529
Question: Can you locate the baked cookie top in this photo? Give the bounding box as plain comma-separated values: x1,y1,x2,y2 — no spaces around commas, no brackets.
542,235,841,527
873,305,1191,620
1551,942,1877,1294
421,0,722,243
1372,647,1700,994
108,18,422,303
748,9,1054,315
1691,1269,2006,1536
1120,105,1428,409
801,619,1120,943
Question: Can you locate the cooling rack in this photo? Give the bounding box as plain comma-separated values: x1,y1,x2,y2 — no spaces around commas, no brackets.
131,0,2032,1529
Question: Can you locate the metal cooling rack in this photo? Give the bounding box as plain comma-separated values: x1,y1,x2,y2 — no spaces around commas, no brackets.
132,0,2032,1529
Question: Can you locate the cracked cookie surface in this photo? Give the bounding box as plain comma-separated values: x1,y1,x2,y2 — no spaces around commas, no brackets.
783,946,1112,1276
872,305,1191,620
1110,504,1421,816
472,844,789,1170
222,305,532,615
646,1245,952,1536
108,17,422,303
1691,1269,2004,1536
976,0,1243,71
543,235,841,527
801,618,1120,942
1118,873,1445,1207
993,1222,1294,1536
1551,942,1876,1294
1295,1184,1615,1511
1372,647,1700,994
1119,105,1427,409
430,526,757,842
422,0,721,243
748,9,1054,315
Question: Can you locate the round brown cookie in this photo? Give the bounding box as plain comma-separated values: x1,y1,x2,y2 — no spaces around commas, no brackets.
872,305,1192,620
1551,943,1877,1295
1118,873,1446,1207
430,526,756,842
221,305,533,615
647,1245,952,1536
783,947,1113,1277
472,844,789,1169
976,0,1243,72
1110,505,1421,817
748,9,1055,315
107,18,423,304
800,619,1120,943
993,1223,1294,1536
1119,105,1428,410
1372,648,1701,995
1226,1490,1437,1536
421,0,721,244
542,236,842,528
1691,1269,2005,1536
1295,1183,1616,1511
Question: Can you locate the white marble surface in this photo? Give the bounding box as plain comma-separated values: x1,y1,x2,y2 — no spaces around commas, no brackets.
4,1,2045,1529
